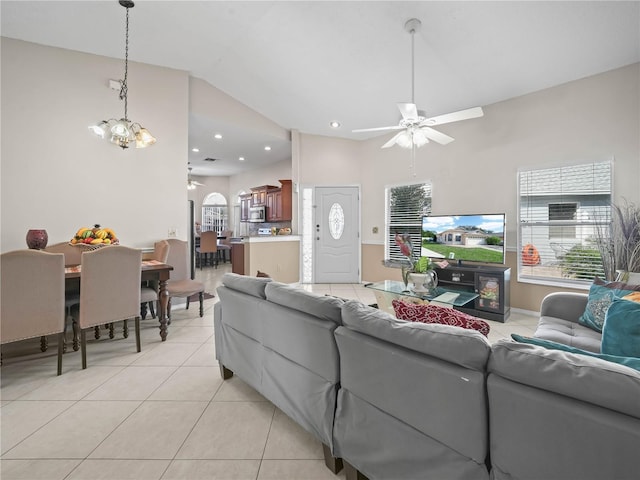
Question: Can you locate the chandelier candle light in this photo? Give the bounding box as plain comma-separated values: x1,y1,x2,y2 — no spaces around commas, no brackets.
89,1,155,149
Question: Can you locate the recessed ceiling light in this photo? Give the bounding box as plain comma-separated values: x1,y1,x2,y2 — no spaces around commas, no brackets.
330,121,341,128
239,157,245,161
191,147,200,152
214,133,222,139
264,146,271,151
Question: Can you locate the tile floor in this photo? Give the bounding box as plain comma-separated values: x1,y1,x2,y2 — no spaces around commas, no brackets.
0,264,538,480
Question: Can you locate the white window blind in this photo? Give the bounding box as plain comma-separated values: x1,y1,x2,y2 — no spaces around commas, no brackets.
518,161,612,285
385,183,432,262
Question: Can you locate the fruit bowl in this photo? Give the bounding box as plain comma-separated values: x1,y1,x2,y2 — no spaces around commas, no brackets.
70,225,119,245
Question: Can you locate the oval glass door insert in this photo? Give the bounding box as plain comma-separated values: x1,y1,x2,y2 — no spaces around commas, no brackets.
328,203,345,240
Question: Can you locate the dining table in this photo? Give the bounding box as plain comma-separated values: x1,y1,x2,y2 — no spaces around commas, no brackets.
65,259,174,342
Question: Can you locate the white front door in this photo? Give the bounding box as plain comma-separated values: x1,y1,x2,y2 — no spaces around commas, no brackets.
314,186,360,283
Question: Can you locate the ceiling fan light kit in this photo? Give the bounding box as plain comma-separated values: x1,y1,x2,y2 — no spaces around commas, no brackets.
353,18,483,150
187,166,204,190
89,0,155,149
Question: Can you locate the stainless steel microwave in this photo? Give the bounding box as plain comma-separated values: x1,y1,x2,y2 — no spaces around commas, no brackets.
248,205,266,223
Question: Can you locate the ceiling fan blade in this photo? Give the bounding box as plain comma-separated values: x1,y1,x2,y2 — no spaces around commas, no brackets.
398,103,419,121
381,131,406,148
193,181,205,186
424,106,484,126
352,125,404,133
421,127,455,145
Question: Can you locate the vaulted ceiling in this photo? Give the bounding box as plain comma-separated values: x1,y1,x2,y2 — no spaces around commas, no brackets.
2,1,639,175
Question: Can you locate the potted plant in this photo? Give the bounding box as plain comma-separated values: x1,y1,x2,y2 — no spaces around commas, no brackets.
594,199,640,282
394,233,438,294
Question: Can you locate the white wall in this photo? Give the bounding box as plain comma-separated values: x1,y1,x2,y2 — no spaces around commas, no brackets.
1,38,189,251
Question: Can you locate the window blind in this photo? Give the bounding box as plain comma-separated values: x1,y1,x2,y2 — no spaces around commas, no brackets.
385,183,432,262
518,161,612,285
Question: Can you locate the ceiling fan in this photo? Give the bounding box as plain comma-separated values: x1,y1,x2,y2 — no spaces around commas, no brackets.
353,18,483,149
187,166,204,190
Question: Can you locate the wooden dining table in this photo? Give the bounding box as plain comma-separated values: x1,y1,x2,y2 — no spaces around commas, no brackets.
65,260,174,342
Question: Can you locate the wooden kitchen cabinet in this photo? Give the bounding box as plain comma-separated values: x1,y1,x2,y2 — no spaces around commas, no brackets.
265,180,292,222
239,194,252,222
250,185,277,206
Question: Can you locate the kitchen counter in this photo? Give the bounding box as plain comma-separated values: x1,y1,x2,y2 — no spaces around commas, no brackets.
231,236,300,282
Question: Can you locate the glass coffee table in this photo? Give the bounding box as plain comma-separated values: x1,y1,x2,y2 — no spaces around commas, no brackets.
365,280,479,316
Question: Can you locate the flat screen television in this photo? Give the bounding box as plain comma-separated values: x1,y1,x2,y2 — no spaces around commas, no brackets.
421,214,506,265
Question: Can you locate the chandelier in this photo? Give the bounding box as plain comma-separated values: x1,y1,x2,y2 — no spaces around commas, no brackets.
89,1,155,149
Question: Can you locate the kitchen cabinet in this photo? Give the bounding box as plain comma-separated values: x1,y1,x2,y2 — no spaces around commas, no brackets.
266,189,282,221
240,194,252,222
250,185,277,206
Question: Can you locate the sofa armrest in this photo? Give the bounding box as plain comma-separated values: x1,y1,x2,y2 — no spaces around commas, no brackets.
539,292,588,323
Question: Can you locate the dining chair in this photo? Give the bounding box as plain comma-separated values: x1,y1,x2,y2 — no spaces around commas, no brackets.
0,250,66,375
44,242,95,351
72,245,142,369
217,229,232,263
140,240,170,320
196,231,218,269
165,239,205,319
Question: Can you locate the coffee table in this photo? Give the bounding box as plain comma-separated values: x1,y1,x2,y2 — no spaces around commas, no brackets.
365,280,479,316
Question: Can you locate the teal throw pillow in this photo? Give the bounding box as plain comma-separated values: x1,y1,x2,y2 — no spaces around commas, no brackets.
601,298,640,358
511,334,640,372
577,278,638,333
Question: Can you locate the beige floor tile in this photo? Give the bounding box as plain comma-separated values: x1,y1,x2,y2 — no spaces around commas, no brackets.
165,326,214,343
89,401,207,459
161,459,260,480
3,400,141,459
184,315,215,327
1,400,75,454
213,376,268,402
130,342,201,367
0,365,60,400
257,459,346,479
84,366,177,401
0,459,81,480
148,366,222,401
182,342,218,367
176,401,274,459
66,459,170,480
262,409,323,459
18,366,124,401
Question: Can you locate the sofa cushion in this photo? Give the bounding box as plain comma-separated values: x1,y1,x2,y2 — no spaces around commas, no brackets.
341,300,491,371
265,282,343,325
511,334,640,372
601,298,640,357
534,315,602,353
578,277,640,332
490,339,640,418
221,272,271,299
392,299,490,337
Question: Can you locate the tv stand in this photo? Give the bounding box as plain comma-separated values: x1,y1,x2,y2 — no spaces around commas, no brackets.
433,264,510,322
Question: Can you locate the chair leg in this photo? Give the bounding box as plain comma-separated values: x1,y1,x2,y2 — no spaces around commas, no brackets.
94,326,101,340
40,335,48,352
140,302,148,320
81,329,87,369
135,317,141,353
186,296,190,310
123,319,129,338
57,332,64,376
72,318,79,351
149,301,156,319
199,292,204,317
108,323,115,339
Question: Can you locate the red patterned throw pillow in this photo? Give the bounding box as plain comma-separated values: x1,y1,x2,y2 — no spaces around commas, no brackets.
392,299,491,337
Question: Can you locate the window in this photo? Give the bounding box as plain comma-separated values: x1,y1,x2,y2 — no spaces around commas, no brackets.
518,161,612,286
202,192,228,233
385,182,432,262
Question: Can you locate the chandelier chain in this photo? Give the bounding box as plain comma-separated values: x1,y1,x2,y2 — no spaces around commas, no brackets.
120,5,130,120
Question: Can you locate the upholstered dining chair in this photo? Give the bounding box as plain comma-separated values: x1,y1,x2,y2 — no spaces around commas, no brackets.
196,231,218,269
0,250,66,375
165,239,205,319
140,240,170,320
217,229,232,263
72,245,142,369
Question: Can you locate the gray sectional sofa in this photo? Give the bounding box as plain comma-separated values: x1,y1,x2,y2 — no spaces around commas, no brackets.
214,273,640,480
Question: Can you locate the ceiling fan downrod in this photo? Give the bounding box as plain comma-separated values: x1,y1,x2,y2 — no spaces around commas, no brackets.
404,18,422,105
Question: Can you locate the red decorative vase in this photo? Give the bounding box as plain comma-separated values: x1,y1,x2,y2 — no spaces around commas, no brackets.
26,229,48,249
